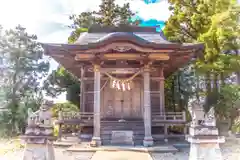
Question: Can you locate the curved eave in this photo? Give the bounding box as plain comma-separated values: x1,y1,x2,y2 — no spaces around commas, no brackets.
41,42,204,79
42,42,204,55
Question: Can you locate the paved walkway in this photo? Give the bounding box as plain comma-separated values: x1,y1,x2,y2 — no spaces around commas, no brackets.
1,139,240,160
90,151,153,160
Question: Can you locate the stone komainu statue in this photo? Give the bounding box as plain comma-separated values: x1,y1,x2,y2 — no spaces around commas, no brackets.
188,98,205,126
27,101,53,127
203,107,216,127
188,98,216,127
23,101,55,160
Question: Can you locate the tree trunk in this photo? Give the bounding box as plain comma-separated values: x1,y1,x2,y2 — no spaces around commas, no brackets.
205,72,212,112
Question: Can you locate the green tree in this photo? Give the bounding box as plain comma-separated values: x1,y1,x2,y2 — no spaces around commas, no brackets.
215,84,240,130
43,66,80,106
164,0,240,112
68,0,135,43
0,25,49,135
44,0,135,106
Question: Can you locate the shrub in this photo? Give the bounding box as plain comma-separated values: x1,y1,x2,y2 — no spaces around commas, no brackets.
51,101,79,118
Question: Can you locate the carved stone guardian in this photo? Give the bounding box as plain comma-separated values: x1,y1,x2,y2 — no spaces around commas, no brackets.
187,98,225,160
21,101,56,160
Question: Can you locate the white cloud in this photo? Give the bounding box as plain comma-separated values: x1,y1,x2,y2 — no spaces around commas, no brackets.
0,0,170,42
0,0,171,102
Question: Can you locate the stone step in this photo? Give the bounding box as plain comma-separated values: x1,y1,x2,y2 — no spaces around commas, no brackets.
100,134,144,140
100,121,144,145
101,139,143,145
101,130,145,135
101,121,144,125
101,127,144,130
54,137,80,147
101,125,144,127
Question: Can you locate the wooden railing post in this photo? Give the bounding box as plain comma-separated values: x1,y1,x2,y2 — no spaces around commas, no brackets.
182,111,186,122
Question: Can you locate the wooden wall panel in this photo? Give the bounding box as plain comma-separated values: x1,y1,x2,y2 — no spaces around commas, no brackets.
131,80,142,118
150,80,160,114
85,81,94,112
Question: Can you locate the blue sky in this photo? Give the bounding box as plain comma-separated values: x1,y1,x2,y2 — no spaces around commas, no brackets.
0,0,171,102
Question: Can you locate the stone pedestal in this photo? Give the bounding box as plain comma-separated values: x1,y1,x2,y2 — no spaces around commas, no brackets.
143,136,154,147
111,130,134,145
22,140,55,160
21,132,56,160
187,126,225,160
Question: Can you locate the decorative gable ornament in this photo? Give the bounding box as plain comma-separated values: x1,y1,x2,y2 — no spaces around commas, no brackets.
113,46,132,52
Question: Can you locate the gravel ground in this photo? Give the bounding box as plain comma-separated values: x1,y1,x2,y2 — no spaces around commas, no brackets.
0,139,240,160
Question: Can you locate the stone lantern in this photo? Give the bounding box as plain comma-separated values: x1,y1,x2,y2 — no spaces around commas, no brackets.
21,101,56,160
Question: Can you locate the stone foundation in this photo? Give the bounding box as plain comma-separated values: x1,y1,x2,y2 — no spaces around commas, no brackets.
189,143,223,160
143,136,153,147
22,143,55,160
187,127,225,160
91,137,102,147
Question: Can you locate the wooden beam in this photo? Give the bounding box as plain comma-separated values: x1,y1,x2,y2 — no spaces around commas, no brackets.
148,53,169,61
82,77,162,81
103,53,142,60
74,53,170,61
75,54,95,61
100,68,140,73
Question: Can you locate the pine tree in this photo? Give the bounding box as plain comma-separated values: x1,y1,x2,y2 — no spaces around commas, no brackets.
0,25,49,134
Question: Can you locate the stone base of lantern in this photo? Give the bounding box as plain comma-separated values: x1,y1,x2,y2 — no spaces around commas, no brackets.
21,136,56,160
22,142,55,160
186,126,225,160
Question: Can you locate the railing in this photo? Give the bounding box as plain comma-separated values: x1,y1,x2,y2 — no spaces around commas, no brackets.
56,112,94,140
59,111,94,121
152,111,186,122
58,111,186,122
56,111,187,140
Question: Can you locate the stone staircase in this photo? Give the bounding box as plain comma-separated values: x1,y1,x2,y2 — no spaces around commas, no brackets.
100,120,145,145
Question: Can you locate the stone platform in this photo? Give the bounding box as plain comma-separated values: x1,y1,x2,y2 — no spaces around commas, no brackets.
65,144,178,153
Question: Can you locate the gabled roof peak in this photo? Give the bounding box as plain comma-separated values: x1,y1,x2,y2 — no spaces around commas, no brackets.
88,24,157,33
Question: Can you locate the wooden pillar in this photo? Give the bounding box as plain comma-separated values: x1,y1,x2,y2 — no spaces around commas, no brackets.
91,64,101,146
80,67,85,112
159,66,165,114
143,64,153,147
160,66,167,142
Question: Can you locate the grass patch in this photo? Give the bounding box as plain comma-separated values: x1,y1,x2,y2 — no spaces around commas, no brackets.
0,138,25,155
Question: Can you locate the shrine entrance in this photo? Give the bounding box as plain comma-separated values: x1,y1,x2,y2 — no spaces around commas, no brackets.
101,80,142,120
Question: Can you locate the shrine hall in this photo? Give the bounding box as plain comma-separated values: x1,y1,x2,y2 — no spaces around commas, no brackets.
42,25,204,146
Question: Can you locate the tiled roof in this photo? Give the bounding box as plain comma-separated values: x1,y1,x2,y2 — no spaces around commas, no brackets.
75,32,171,45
